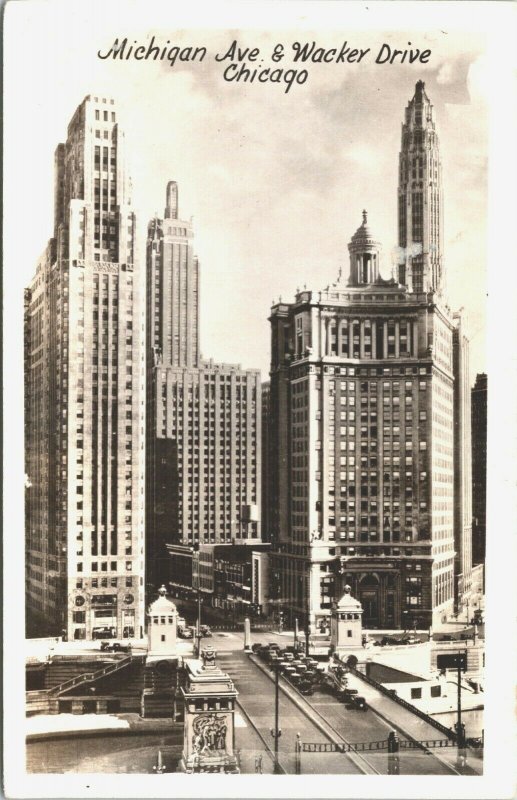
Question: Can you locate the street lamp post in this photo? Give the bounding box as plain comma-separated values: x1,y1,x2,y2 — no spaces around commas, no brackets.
305,578,311,658
455,652,467,769
196,590,203,657
152,749,166,774
270,663,282,774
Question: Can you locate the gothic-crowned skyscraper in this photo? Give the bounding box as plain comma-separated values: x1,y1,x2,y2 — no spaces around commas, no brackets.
25,96,145,640
268,82,472,632
398,80,444,296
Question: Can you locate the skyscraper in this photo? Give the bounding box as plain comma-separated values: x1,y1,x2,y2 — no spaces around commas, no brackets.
25,95,145,640
268,82,471,631
261,380,271,542
471,373,487,567
146,185,261,593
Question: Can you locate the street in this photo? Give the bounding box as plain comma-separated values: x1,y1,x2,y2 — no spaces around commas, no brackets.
216,646,466,775
218,650,364,774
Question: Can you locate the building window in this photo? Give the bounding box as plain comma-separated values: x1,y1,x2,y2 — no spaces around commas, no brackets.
411,687,422,699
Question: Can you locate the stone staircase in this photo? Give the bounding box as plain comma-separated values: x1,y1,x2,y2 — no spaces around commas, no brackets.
26,655,139,715
141,662,176,719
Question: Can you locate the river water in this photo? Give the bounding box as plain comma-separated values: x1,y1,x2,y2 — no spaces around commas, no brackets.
26,708,484,774
27,733,183,774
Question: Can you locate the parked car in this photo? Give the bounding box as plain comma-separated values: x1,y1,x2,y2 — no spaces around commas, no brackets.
349,695,368,711
100,641,130,653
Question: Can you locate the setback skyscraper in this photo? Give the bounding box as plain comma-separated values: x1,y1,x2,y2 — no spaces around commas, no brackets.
268,82,472,632
25,95,146,640
146,185,261,594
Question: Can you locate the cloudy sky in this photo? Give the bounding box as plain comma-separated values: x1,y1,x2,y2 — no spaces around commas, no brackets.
6,4,488,381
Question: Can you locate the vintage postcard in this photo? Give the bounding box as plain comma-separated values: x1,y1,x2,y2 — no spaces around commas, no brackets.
3,1,516,798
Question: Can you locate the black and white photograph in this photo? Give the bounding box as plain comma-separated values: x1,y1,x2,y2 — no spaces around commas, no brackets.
3,1,516,797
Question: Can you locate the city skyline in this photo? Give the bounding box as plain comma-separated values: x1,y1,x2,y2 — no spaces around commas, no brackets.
6,2,517,794
8,25,487,384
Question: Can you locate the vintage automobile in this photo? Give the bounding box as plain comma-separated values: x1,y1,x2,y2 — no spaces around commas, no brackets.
348,695,368,711
100,641,130,653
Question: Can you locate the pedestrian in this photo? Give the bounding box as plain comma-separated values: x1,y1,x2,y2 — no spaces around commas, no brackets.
255,754,263,774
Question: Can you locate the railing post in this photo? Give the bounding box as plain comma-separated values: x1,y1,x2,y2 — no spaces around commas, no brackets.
295,733,302,775
270,663,282,774
387,731,400,775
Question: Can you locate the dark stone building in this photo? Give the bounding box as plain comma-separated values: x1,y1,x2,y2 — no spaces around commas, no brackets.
471,373,487,566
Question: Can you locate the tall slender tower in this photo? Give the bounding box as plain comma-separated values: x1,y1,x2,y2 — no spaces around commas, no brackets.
25,95,145,640
398,80,444,296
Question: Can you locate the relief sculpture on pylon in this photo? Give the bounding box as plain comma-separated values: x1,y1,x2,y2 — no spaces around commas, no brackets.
191,713,228,755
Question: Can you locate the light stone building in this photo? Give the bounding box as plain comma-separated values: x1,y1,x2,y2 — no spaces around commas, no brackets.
25,95,145,640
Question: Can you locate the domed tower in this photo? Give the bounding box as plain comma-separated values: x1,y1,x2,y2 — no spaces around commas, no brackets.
347,210,381,287
147,584,178,658
330,585,364,656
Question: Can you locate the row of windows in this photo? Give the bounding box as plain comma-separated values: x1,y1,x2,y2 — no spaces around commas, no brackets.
94,107,116,122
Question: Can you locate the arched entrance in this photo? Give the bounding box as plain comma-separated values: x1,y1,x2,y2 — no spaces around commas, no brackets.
359,574,380,628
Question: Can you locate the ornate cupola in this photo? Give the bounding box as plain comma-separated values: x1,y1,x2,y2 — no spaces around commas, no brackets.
147,584,178,659
347,210,381,286
330,585,364,656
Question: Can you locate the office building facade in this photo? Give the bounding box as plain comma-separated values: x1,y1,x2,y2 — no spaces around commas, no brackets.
25,95,145,640
452,311,473,605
